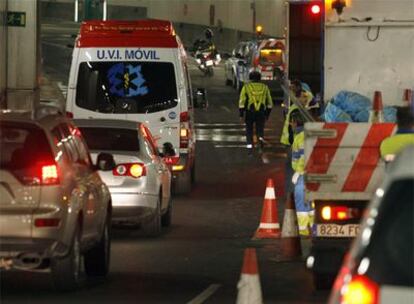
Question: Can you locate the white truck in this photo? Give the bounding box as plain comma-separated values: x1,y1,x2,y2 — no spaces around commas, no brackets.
302,0,414,289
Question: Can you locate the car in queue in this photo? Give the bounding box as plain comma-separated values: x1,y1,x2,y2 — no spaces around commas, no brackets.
74,119,173,236
328,145,414,304
224,41,255,90
0,108,113,291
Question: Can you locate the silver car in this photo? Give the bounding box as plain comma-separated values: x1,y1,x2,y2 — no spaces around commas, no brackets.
328,146,414,304
0,108,113,291
74,119,173,236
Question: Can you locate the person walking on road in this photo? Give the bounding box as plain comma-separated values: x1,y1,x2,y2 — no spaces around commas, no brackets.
290,109,314,236
239,71,273,155
380,106,414,162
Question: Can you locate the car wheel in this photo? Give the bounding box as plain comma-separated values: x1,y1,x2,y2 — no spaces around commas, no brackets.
313,273,334,290
51,226,81,291
144,196,162,237
161,197,173,227
84,214,111,277
174,170,192,194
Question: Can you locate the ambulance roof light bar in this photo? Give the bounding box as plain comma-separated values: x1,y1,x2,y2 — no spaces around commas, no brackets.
80,20,176,37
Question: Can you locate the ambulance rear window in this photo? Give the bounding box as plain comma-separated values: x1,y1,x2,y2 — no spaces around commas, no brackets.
75,61,178,114
259,48,283,66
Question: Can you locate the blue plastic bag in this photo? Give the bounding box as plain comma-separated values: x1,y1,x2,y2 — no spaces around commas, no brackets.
323,102,352,122
332,91,371,121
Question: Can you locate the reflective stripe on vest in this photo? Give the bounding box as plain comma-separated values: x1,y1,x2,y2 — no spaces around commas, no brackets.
239,82,271,111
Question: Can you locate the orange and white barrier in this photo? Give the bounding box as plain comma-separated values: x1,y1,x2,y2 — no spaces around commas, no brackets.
304,122,396,201
253,178,281,239
236,248,263,304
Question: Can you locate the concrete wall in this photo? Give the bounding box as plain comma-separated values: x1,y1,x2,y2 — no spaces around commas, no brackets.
0,0,6,108
7,0,41,110
40,0,287,52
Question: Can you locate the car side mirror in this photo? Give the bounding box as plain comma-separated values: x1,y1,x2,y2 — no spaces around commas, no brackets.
162,142,176,157
96,152,116,171
193,88,208,109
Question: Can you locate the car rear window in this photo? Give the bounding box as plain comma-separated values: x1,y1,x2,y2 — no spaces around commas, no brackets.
75,61,178,114
365,179,414,287
0,122,54,170
79,127,139,152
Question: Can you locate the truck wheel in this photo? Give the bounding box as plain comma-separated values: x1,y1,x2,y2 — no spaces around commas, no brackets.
174,171,192,194
144,196,162,237
84,216,111,277
313,273,334,290
161,197,173,227
51,226,81,291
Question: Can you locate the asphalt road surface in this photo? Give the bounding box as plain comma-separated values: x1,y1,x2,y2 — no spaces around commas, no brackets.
0,20,329,304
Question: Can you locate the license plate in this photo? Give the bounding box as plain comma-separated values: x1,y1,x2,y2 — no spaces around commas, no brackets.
316,224,360,237
205,60,214,66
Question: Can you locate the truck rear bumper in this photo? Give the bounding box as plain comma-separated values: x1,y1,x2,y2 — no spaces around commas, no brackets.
308,238,353,276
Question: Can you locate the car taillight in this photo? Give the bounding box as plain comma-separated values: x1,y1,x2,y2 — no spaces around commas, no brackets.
41,164,59,185
66,111,74,118
35,218,61,228
14,162,60,186
341,275,379,304
113,163,146,178
321,205,361,221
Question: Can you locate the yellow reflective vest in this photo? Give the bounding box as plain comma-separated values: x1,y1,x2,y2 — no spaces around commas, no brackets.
239,82,272,112
380,133,414,160
292,130,305,173
280,104,298,146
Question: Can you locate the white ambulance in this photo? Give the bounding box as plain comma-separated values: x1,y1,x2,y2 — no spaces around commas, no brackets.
66,20,196,193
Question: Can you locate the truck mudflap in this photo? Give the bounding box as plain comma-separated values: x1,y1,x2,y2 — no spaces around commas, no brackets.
307,238,352,276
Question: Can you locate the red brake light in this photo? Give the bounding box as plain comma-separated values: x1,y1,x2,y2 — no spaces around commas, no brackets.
311,4,321,15
163,156,179,166
41,164,59,185
113,163,146,178
321,206,360,221
341,275,379,304
66,111,74,118
35,218,61,228
180,111,189,122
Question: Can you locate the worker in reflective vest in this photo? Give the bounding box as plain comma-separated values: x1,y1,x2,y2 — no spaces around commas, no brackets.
290,109,314,236
380,106,414,162
239,71,273,155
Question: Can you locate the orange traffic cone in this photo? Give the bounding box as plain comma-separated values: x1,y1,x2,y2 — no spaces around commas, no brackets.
253,178,281,239
403,89,412,106
369,91,384,122
236,248,263,304
281,193,302,258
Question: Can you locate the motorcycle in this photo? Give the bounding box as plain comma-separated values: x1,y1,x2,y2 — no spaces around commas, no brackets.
194,48,221,77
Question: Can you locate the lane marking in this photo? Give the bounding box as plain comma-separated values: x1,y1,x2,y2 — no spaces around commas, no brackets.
220,105,231,113
195,123,243,127
214,144,247,148
187,284,221,304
